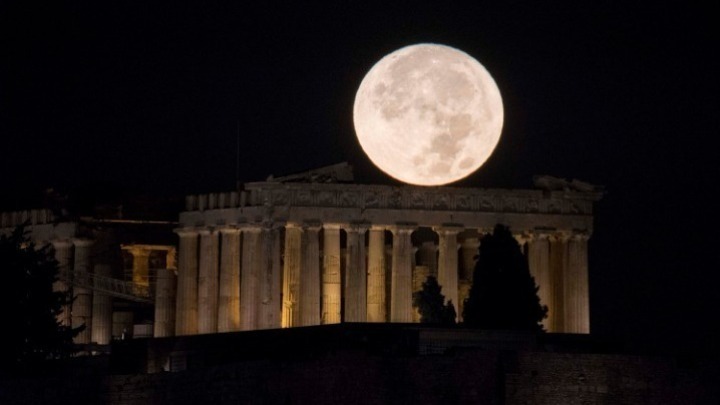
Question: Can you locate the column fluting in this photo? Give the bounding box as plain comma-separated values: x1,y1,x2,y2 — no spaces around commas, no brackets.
282,224,302,328
322,224,342,324
345,223,368,322
436,225,462,319
218,228,241,332
299,222,321,326
175,228,199,336
154,267,177,337
240,225,262,331
197,229,219,334
565,232,590,333
366,226,386,322
390,225,415,323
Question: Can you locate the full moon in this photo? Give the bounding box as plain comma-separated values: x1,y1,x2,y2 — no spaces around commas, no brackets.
353,43,504,186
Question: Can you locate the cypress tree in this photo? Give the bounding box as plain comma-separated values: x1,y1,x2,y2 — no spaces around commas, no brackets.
413,275,457,325
0,225,82,376
463,224,547,331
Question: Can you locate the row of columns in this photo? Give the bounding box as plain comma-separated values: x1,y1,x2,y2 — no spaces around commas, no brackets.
173,223,590,336
524,232,590,333
175,225,285,336
173,223,469,335
50,239,179,344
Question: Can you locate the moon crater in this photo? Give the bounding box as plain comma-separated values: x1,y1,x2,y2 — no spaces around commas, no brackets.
354,43,504,186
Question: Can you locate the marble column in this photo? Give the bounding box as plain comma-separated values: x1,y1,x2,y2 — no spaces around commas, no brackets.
565,233,590,333
175,229,199,336
258,225,282,329
549,232,569,333
366,226,386,322
282,224,302,328
322,224,342,324
128,247,151,288
154,267,176,337
240,225,261,331
391,225,415,323
299,222,321,326
436,226,461,317
72,238,93,344
91,264,112,344
528,232,552,331
197,229,219,334
51,239,73,327
218,228,241,333
345,223,368,322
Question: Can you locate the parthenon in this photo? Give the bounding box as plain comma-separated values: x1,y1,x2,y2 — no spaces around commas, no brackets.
0,164,603,344
170,165,602,336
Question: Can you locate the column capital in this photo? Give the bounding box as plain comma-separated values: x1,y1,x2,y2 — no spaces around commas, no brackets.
217,225,241,235
389,223,416,235
302,220,323,232
285,222,303,230
369,224,386,232
196,227,218,236
513,233,530,246
174,227,200,237
526,229,552,241
433,224,463,235
569,230,591,241
322,223,343,231
237,223,263,233
548,231,571,243
343,222,370,233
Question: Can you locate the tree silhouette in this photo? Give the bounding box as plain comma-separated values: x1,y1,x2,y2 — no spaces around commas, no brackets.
463,224,547,331
0,225,82,376
413,276,457,325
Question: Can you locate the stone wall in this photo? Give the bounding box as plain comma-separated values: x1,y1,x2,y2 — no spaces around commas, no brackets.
505,351,719,404
2,333,717,405
1,350,501,404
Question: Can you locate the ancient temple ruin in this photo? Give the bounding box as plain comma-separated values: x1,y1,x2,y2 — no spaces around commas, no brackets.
0,163,603,344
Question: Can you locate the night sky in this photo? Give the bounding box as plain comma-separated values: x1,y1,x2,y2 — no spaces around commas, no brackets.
3,2,718,355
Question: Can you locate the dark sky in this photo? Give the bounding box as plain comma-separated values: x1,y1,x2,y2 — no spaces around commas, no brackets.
3,2,718,355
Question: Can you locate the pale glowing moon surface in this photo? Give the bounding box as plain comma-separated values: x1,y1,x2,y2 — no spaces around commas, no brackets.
353,43,504,186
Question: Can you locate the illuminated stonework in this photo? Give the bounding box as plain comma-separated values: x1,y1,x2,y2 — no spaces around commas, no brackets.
0,211,177,343
174,170,602,334
0,168,603,344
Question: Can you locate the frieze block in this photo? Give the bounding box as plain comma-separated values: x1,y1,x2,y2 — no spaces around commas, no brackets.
296,190,314,206
272,190,290,206
317,191,336,206
339,191,360,207
363,191,381,208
